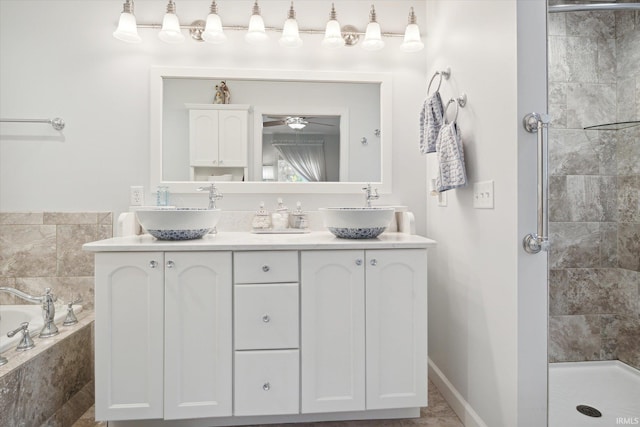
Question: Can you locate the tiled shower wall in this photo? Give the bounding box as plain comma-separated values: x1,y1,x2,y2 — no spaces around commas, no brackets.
547,11,640,369
0,212,112,308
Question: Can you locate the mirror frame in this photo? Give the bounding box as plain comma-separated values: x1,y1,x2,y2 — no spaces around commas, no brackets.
150,66,392,194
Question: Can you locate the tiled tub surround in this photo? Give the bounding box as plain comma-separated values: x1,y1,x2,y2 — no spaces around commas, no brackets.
0,212,112,426
547,10,640,369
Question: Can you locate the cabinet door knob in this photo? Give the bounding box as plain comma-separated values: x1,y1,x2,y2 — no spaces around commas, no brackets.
166,260,175,269
370,259,378,266
219,160,224,164
262,314,271,323
263,382,271,391
355,259,363,266
212,160,217,165
149,260,158,269
262,265,270,272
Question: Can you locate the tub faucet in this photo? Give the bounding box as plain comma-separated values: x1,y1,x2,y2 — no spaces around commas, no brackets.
362,184,379,207
0,287,59,338
197,184,223,209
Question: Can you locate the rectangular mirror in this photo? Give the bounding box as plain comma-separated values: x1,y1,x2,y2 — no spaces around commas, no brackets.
150,67,392,194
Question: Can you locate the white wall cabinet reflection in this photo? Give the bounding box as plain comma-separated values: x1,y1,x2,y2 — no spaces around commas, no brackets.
187,104,249,181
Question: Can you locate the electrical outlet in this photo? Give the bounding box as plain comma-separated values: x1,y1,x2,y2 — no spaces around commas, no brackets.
473,180,494,209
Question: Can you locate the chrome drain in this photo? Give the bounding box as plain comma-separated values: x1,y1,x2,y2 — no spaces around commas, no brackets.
577,404,602,418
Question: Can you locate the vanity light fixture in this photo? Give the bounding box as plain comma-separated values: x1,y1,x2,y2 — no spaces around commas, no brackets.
322,3,345,49
158,0,185,43
245,0,268,45
113,2,425,53
399,7,424,53
362,5,384,51
279,1,303,48
113,0,141,43
202,0,226,44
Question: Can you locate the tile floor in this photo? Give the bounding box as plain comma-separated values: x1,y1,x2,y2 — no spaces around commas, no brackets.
72,381,463,427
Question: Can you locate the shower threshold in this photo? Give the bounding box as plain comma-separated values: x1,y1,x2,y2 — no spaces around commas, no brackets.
549,360,640,427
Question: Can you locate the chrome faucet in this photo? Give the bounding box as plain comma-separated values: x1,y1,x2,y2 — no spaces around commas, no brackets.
0,287,59,338
362,184,380,207
197,184,223,209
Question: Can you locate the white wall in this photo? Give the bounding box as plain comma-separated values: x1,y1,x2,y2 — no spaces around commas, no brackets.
0,0,427,234
425,1,547,426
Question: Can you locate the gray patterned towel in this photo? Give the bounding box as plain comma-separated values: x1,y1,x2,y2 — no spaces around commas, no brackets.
436,121,467,192
419,92,444,154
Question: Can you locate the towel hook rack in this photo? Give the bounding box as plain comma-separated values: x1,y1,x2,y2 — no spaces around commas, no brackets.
443,93,467,123
0,117,65,131
427,67,451,95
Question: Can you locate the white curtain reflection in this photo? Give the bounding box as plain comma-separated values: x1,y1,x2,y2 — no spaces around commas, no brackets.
273,141,326,182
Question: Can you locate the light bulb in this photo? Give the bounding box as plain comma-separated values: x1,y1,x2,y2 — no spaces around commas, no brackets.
245,0,268,44
203,1,226,44
400,7,424,53
113,0,141,43
322,3,345,49
362,6,384,51
279,2,302,48
158,0,185,43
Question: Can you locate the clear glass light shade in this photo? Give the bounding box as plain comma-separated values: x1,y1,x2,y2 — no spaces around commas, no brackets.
158,13,184,43
113,12,141,43
279,18,302,48
245,14,268,44
362,22,384,51
400,23,424,52
203,13,226,43
322,19,344,48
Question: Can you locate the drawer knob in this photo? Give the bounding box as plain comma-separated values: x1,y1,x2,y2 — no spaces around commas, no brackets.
166,260,175,269
355,259,363,266
263,382,271,391
149,260,158,269
262,265,270,272
262,314,271,323
370,259,378,266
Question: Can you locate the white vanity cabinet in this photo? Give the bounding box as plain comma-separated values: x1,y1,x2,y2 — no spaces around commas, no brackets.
164,251,232,419
86,232,434,427
94,251,233,422
94,252,165,421
188,105,249,170
300,249,428,414
233,251,300,416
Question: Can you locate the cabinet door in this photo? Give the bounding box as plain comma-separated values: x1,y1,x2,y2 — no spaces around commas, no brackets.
94,252,164,421
217,110,248,167
164,251,232,419
300,250,365,413
189,110,220,166
366,249,428,409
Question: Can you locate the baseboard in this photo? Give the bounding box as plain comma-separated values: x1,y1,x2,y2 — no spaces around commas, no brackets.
428,358,488,427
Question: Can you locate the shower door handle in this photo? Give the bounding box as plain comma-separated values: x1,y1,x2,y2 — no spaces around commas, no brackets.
523,112,551,254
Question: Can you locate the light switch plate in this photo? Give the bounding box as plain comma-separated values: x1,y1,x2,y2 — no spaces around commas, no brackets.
438,191,447,207
473,180,494,209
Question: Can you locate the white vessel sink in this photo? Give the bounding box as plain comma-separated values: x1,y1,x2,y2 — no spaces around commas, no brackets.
319,207,395,239
136,208,222,240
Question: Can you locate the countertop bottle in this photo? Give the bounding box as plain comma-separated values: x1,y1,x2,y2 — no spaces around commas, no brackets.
289,201,308,229
251,202,272,231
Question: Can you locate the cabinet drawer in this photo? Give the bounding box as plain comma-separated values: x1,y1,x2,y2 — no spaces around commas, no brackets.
234,350,299,416
234,251,298,283
235,283,299,350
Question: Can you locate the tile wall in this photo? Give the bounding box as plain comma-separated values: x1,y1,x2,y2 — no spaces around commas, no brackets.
547,11,640,369
0,212,112,308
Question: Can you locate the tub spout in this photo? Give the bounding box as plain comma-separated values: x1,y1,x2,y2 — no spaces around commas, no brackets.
0,286,59,338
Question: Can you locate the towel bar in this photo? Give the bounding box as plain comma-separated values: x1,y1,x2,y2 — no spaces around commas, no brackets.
0,117,65,131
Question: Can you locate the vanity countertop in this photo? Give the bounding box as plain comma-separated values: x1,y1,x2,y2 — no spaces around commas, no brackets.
83,231,436,252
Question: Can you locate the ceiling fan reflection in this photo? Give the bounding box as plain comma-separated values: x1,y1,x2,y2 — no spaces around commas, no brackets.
263,116,336,130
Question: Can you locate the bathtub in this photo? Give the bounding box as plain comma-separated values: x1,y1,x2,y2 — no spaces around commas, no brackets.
0,304,83,354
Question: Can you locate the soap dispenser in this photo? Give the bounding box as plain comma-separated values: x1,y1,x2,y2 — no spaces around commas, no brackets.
251,202,271,231
271,198,289,230
289,201,308,229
